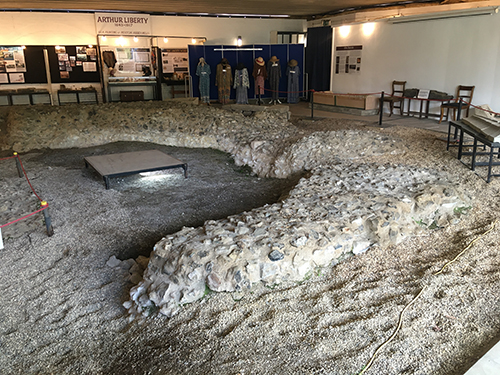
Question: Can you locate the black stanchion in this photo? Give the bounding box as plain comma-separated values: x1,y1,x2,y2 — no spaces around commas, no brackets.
258,86,261,106
41,201,54,237
379,91,384,126
14,152,22,178
310,90,314,119
457,99,463,121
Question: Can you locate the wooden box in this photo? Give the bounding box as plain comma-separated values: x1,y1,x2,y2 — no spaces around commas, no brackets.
335,95,378,110
313,91,336,106
120,90,144,102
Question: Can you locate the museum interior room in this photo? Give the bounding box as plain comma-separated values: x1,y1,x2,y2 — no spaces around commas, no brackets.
1,1,500,375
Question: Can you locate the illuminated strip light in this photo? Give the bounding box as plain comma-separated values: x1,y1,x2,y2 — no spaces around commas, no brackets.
213,13,290,18
213,48,263,51
388,7,497,24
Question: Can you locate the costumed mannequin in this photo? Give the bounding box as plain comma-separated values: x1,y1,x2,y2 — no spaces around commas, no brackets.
252,57,267,104
286,59,301,104
267,56,281,105
234,62,250,104
102,50,117,77
215,58,232,104
196,57,211,105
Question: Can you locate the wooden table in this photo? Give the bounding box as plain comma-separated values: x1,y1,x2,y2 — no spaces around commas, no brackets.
84,150,188,189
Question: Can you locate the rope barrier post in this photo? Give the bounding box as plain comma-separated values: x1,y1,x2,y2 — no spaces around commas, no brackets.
379,91,385,126
14,152,22,178
0,227,3,250
258,86,261,106
310,90,314,119
41,201,54,237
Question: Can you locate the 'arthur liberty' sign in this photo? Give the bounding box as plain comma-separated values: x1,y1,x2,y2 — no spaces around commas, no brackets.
95,13,152,35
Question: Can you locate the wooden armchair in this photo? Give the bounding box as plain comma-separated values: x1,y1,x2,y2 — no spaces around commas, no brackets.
438,85,475,123
382,81,406,116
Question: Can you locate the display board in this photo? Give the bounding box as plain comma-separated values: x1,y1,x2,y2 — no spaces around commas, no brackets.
0,46,47,84
161,49,188,79
47,45,101,83
335,45,362,75
188,44,305,101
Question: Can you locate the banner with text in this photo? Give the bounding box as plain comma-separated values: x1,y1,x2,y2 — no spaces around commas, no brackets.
95,13,151,36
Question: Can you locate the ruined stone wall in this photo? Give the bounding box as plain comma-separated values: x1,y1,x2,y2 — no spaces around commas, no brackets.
1,101,472,318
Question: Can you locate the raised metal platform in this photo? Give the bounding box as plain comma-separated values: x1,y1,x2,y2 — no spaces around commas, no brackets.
84,150,188,189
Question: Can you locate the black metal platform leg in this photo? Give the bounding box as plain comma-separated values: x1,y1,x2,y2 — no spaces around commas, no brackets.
447,122,452,151
471,139,478,171
458,129,464,160
104,176,110,189
487,147,494,183
182,164,188,178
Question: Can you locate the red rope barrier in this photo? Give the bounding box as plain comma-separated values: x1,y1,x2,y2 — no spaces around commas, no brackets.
16,154,43,202
1,153,49,231
398,96,452,102
260,87,383,96
260,87,314,94
0,204,48,229
0,156,17,162
331,91,383,97
461,100,500,116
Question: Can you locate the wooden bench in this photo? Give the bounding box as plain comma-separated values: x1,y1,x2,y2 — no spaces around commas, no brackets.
447,120,500,182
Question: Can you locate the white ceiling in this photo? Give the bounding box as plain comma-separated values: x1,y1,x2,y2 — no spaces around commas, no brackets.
0,0,450,18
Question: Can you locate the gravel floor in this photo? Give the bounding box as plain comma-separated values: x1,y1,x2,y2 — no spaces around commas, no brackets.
1,115,500,375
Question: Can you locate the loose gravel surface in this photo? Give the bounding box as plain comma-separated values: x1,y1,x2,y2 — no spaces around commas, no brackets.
1,114,500,375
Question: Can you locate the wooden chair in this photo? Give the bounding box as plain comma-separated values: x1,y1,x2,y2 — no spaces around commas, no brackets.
382,81,406,116
439,85,475,123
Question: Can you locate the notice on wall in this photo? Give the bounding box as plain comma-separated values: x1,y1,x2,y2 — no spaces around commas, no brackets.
83,62,97,72
335,45,362,75
0,46,27,73
9,72,25,83
161,49,188,78
95,13,151,36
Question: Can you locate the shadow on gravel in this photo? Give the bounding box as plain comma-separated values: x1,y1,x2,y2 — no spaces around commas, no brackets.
29,141,303,259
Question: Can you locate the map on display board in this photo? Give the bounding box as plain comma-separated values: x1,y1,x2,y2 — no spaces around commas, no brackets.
335,45,362,75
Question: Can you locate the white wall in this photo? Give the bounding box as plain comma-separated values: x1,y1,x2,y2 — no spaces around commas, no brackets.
0,12,306,47
152,16,306,46
331,13,500,112
0,12,97,45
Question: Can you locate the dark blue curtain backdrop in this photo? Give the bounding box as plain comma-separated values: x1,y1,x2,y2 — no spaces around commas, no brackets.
188,44,304,101
305,26,332,92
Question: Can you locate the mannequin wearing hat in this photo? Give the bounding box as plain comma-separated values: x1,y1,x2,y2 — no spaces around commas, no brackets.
234,62,250,104
252,57,267,104
216,57,233,104
286,59,301,104
196,57,211,104
267,56,281,104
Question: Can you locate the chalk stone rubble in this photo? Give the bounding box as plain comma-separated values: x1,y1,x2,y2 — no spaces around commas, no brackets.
0,101,471,318
129,163,470,317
